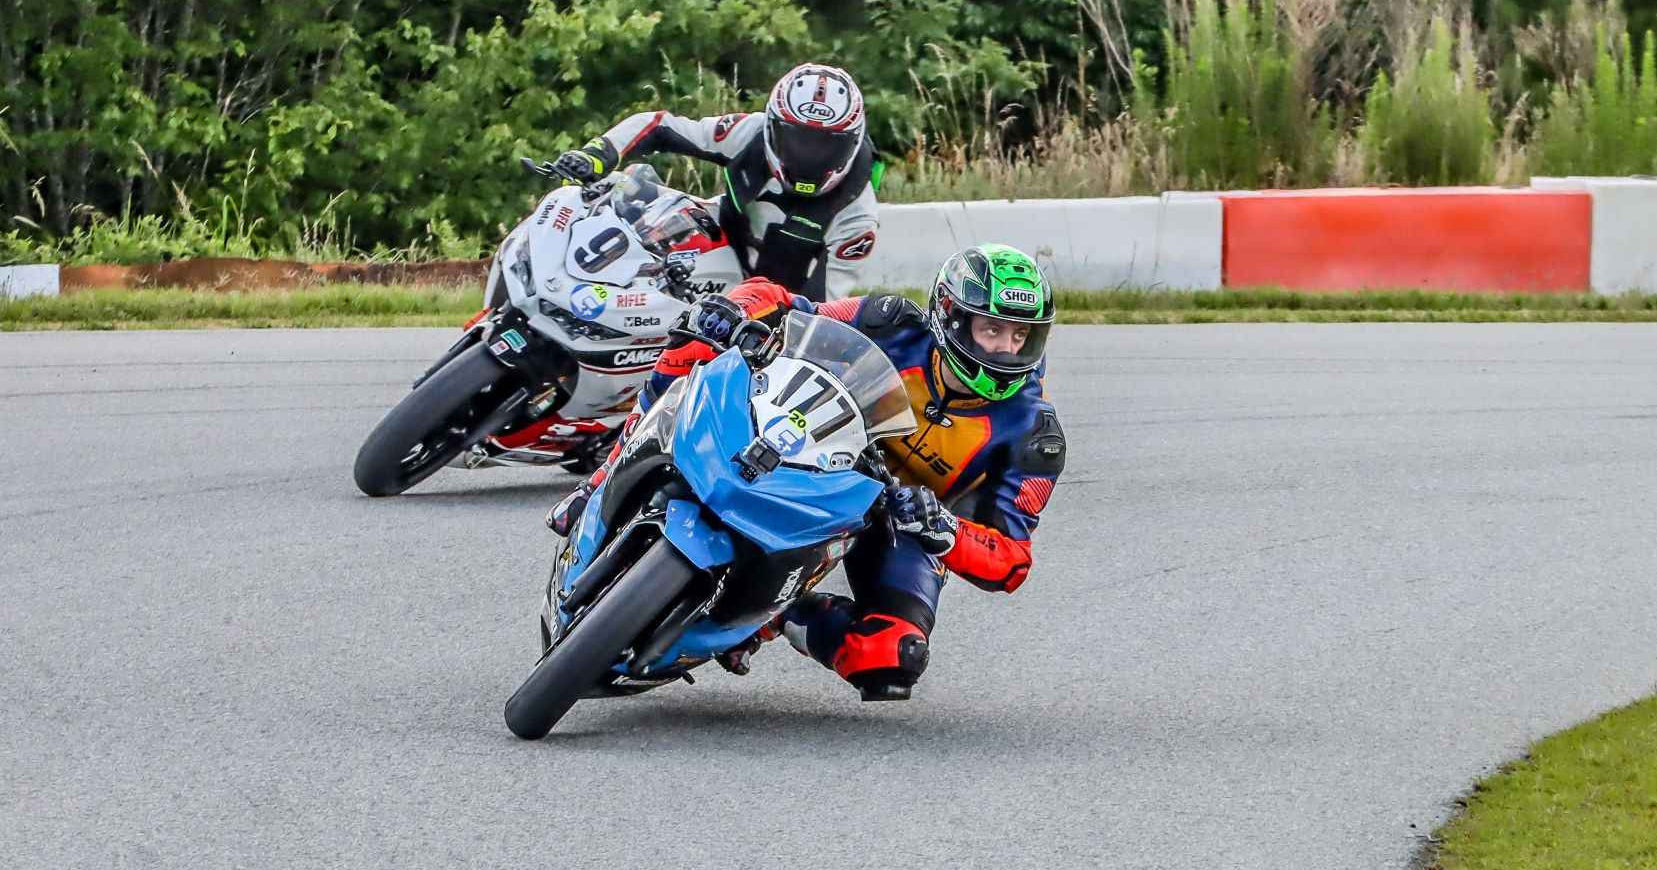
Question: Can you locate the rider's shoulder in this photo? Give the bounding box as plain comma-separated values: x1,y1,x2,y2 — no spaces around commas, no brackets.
1000,386,1064,476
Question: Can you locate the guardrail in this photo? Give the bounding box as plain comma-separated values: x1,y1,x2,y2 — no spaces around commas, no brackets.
5,177,1654,297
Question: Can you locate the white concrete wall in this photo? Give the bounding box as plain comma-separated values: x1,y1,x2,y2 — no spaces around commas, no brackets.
0,265,60,298
1531,176,1657,293
863,193,1222,291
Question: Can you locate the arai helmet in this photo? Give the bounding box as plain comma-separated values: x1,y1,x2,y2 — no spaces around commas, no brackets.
764,63,866,196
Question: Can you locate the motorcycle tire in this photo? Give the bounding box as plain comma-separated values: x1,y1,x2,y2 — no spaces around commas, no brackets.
503,537,696,739
353,343,510,497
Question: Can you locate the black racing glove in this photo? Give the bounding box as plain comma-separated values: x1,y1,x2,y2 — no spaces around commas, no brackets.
547,148,606,186
885,483,958,556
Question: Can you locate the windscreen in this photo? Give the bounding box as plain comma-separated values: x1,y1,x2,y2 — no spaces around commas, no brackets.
775,311,915,441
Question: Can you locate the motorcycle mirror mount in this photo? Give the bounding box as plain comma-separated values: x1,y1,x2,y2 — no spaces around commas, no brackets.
731,320,779,367
733,438,783,482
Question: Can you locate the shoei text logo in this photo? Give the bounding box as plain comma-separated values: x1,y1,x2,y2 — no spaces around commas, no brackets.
997,287,1040,309
569,283,609,320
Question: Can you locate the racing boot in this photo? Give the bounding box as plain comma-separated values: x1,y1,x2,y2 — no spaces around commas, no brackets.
714,614,786,676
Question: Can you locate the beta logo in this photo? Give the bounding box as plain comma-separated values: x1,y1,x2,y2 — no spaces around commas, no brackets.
611,348,662,367
761,412,809,457
569,283,609,320
622,315,661,329
997,287,1040,309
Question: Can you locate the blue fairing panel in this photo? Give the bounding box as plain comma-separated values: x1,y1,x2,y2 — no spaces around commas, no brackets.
673,352,883,553
662,499,736,569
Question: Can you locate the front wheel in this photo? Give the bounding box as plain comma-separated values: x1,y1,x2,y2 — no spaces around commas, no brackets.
504,537,696,739
353,343,511,496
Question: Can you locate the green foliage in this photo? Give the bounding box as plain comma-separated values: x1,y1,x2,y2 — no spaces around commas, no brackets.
1139,0,1335,189
1360,18,1496,185
1532,24,1657,174
1,0,1654,265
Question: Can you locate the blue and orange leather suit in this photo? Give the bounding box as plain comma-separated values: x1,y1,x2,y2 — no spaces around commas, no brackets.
635,278,1067,691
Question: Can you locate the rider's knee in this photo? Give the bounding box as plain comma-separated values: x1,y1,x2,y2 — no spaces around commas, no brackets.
832,613,930,697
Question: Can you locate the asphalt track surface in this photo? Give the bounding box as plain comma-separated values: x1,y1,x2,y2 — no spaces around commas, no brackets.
4,324,1656,869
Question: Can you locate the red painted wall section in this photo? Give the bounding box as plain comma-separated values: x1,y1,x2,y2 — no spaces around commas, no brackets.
1221,188,1593,292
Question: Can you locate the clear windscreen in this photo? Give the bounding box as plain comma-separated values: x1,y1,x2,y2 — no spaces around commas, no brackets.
777,311,916,440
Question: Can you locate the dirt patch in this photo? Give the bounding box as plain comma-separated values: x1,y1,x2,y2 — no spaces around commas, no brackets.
61,257,489,293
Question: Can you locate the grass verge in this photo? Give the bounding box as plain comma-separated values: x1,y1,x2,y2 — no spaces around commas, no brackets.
1425,694,1657,869
5,286,1657,331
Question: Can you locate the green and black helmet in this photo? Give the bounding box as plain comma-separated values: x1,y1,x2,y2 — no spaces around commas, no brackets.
927,243,1055,401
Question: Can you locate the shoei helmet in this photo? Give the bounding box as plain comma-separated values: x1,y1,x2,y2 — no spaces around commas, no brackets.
927,244,1054,401
764,63,866,196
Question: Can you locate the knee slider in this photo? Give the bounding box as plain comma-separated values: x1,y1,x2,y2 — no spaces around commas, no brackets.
832,614,930,689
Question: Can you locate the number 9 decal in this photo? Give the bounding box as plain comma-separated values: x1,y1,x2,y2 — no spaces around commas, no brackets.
573,226,632,274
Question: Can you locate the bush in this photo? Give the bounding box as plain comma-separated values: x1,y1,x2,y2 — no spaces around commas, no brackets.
1532,25,1657,175
1360,17,1496,186
1137,0,1335,189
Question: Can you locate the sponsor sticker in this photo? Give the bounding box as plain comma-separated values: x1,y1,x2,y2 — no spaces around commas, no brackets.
611,348,662,367
793,181,817,194
614,292,650,308
712,114,741,143
835,231,876,261
622,315,661,328
551,206,574,231
499,329,528,352
569,283,609,320
795,101,837,121
997,287,1040,309
761,413,809,457
489,339,511,356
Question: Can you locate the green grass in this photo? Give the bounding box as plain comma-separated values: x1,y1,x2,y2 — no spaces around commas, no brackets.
5,286,1657,331
0,285,482,331
1426,695,1657,869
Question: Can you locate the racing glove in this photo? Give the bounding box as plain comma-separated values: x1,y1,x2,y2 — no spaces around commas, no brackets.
885,483,958,556
547,146,608,186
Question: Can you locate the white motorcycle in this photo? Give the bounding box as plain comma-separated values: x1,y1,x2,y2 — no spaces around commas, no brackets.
352,164,743,496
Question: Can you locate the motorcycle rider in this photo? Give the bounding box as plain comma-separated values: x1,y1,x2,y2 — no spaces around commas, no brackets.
550,244,1065,700
541,62,879,302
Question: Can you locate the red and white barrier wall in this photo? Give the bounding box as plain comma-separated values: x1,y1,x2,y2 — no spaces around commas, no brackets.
4,178,1653,296
862,177,1657,294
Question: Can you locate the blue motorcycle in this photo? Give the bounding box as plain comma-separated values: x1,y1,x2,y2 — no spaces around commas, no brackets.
504,311,918,739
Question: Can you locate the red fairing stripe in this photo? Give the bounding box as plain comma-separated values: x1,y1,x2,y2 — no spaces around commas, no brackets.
942,520,1033,593
1014,478,1055,515
815,297,862,323
621,111,666,156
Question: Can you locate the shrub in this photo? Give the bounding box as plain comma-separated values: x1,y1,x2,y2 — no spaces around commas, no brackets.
1360,17,1496,186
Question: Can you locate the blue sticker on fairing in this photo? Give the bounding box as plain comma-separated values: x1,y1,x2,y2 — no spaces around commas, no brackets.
662,499,735,569
570,283,608,320
672,352,883,553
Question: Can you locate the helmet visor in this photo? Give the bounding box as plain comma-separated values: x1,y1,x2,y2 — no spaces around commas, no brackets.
940,307,1051,376
766,116,859,189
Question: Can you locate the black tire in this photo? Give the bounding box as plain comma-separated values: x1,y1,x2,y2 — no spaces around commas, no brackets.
504,537,696,739
353,343,510,497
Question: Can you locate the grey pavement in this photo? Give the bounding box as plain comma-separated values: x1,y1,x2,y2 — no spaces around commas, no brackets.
2,324,1655,869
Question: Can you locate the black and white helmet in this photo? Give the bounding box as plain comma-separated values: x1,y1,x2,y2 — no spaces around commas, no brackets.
764,63,866,197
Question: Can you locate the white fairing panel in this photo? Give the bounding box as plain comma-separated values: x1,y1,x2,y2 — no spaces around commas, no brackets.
747,356,868,472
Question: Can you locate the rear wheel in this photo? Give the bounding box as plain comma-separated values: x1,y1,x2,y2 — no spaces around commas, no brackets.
504,537,696,739
353,344,511,496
